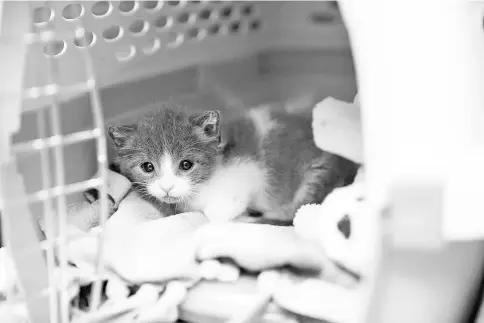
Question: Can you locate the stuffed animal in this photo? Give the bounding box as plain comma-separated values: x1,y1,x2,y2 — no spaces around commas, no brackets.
270,94,374,322
37,168,133,235
312,94,363,164
296,88,366,269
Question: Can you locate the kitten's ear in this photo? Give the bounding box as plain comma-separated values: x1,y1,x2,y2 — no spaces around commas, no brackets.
108,124,137,149
193,110,221,140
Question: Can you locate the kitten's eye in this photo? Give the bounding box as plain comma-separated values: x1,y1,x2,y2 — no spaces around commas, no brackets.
141,162,155,173
179,160,194,171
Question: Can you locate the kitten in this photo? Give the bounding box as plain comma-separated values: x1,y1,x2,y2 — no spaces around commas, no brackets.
108,104,358,224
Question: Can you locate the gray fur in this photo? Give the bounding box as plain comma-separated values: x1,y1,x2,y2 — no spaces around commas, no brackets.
108,104,221,213
109,103,358,222
222,108,358,222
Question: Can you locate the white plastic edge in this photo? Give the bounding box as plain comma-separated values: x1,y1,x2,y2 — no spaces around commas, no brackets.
344,1,484,244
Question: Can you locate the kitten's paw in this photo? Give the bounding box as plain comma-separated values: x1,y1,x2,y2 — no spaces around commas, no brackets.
203,199,247,222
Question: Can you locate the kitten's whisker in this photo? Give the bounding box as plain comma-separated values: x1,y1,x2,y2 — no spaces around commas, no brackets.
121,156,149,162
181,141,203,150
119,152,147,159
139,191,156,203
172,114,176,144
118,152,144,157
130,181,147,185
137,186,149,193
185,148,213,155
180,141,208,154
159,119,170,155
178,197,190,210
132,185,158,204
140,193,152,200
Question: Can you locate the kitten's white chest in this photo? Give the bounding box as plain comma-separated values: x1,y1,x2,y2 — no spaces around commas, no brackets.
189,159,268,222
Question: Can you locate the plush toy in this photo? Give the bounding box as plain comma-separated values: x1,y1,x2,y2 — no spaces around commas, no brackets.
269,93,374,322
312,94,363,164
275,170,376,322
296,91,367,270
37,169,132,235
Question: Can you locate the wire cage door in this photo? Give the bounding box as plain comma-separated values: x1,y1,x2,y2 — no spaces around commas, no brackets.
0,2,111,322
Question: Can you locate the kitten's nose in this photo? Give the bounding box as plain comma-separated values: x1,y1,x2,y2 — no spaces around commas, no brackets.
159,183,174,193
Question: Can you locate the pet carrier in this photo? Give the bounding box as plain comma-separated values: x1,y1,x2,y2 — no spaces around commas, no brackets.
1,1,484,323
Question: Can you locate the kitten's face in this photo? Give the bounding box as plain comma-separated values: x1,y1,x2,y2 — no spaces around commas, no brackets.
108,107,221,205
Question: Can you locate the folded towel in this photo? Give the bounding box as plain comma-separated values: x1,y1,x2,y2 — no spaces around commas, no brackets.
104,211,209,284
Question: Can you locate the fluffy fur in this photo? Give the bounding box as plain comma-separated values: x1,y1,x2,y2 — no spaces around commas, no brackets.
108,103,358,223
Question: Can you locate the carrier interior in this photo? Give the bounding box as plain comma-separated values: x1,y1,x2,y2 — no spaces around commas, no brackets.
3,2,484,323
11,1,355,206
